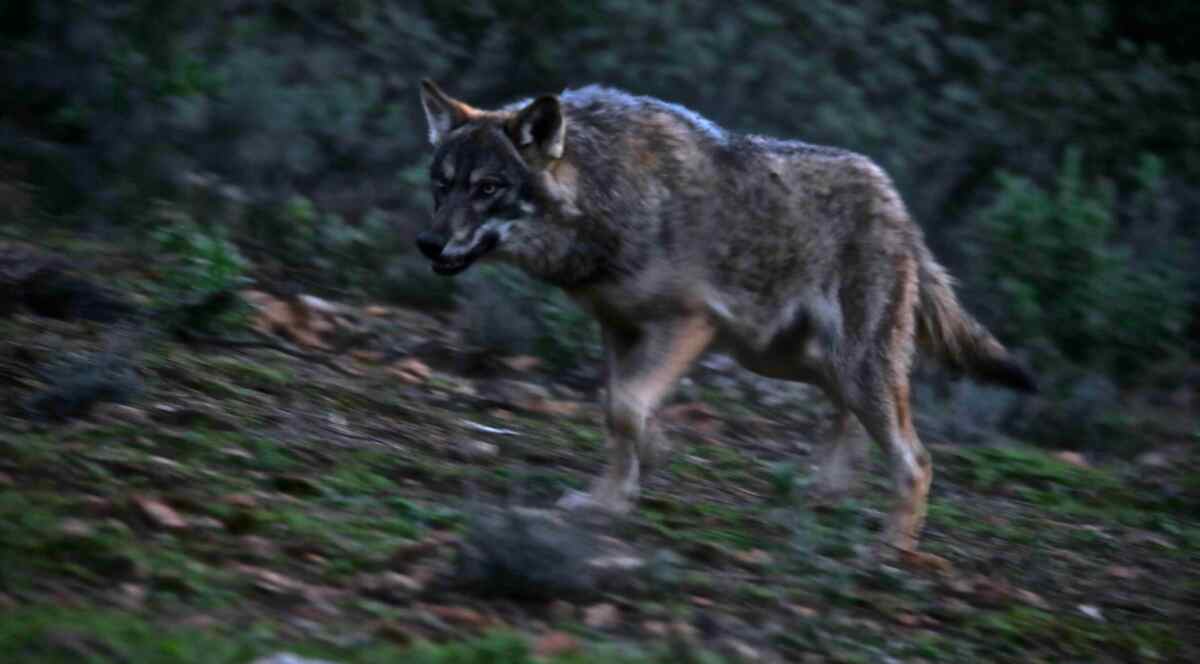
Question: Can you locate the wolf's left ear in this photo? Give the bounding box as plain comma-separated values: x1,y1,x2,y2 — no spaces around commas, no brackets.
509,95,565,161
420,79,478,145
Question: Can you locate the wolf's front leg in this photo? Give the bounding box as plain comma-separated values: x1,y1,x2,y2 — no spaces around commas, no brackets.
558,315,715,514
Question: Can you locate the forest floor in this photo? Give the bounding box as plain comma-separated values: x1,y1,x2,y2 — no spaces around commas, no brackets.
0,238,1197,663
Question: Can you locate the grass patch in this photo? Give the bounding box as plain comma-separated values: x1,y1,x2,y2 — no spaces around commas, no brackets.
968,606,1179,661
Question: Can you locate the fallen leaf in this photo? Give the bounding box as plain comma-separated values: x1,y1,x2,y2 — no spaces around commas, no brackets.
238,535,278,560
500,355,542,372
930,597,975,621
223,493,259,509
1013,588,1050,610
80,496,115,516
785,604,819,619
389,531,458,567
390,357,432,384
894,612,921,627
59,518,95,539
661,402,722,435
219,447,254,462
427,605,490,629
116,583,146,609
188,516,225,531
534,631,579,657
364,305,390,317
944,576,974,595
351,349,384,364
897,549,953,574
298,294,340,316
479,379,580,416
241,290,344,349
408,565,438,588
450,439,499,462
133,496,188,530
94,404,148,424
1126,531,1177,549
689,595,715,608
523,399,581,417
359,572,424,599
1135,450,1170,468
583,602,620,629
642,620,669,637
670,621,699,640
1053,450,1090,468
720,639,758,660
248,568,307,595
1106,565,1140,580
732,548,773,567
970,576,1015,607
178,614,219,630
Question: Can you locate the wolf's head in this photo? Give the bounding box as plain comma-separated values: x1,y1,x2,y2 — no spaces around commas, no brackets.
415,80,565,276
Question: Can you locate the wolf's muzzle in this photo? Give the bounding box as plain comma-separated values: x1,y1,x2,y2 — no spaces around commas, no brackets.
417,229,499,276
416,231,447,260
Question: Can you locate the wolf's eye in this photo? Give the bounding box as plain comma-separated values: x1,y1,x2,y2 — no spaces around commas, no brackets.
480,183,498,196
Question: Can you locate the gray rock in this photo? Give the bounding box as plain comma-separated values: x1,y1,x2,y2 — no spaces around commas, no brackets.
452,507,659,600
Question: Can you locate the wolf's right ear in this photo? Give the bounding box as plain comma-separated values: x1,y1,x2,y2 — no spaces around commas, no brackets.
420,79,478,145
508,95,566,161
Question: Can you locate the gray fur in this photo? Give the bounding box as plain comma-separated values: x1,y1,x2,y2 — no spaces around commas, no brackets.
416,81,1034,551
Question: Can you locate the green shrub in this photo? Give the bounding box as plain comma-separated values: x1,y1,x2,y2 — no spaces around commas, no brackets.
455,265,600,370
379,254,459,309
151,210,249,298
145,203,251,335
966,149,1191,382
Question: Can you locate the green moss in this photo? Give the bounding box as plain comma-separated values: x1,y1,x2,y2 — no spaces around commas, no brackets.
968,606,1179,660
202,356,293,391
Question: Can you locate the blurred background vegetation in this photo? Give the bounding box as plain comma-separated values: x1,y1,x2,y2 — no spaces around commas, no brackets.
1,0,1196,450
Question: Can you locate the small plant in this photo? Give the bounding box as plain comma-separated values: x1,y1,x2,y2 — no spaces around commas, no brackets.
147,204,250,333
966,149,1191,382
151,213,249,297
456,264,600,370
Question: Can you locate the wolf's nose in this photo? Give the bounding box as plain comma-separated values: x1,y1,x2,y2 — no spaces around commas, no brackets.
416,231,446,259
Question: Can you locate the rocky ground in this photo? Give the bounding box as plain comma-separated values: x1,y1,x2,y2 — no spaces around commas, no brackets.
0,240,1198,663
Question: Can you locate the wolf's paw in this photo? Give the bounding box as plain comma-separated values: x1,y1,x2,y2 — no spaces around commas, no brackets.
556,489,633,514
638,435,675,474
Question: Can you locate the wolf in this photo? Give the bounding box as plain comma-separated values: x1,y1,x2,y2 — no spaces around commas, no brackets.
414,80,1035,551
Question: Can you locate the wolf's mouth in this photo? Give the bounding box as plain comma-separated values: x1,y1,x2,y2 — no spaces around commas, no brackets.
430,231,499,276
431,255,472,275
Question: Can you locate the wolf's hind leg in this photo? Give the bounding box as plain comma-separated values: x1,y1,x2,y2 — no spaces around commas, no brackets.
810,408,869,500
851,377,932,552
558,315,714,514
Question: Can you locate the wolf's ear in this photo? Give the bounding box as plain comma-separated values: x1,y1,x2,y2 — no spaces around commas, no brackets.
420,79,478,145
508,95,565,161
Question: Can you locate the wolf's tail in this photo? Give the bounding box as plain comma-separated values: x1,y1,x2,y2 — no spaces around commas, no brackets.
915,248,1037,392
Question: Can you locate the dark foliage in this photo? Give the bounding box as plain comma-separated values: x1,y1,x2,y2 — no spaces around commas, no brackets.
24,350,141,421
0,0,1195,426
